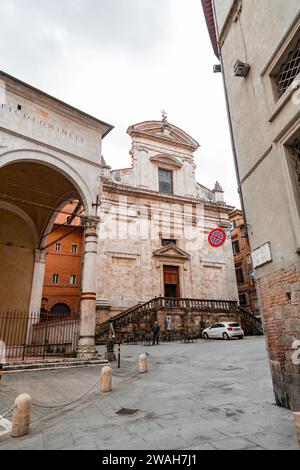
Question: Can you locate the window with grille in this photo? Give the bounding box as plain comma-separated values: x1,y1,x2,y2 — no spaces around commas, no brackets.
274,37,300,98
55,243,61,252
53,274,59,284
70,275,76,285
158,168,173,195
72,244,78,253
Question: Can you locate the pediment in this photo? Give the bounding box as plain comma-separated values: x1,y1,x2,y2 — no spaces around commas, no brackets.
127,121,199,151
153,245,190,259
150,154,182,168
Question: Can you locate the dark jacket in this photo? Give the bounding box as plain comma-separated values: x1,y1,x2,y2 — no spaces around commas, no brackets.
152,324,160,335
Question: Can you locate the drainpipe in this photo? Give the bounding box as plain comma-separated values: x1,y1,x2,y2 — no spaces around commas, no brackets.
211,0,248,227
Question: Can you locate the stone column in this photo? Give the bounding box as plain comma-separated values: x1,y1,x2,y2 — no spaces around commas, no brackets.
77,216,100,360
28,249,47,314
26,249,47,345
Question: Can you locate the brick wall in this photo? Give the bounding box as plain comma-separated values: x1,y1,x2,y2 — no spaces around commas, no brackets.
257,262,300,410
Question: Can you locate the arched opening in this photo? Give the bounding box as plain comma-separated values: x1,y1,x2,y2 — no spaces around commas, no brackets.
0,161,85,314
50,303,71,318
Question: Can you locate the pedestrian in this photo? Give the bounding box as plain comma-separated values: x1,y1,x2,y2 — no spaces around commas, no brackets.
152,321,160,345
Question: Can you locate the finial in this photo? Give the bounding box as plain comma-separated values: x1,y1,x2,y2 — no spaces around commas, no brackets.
213,181,224,192
161,109,167,122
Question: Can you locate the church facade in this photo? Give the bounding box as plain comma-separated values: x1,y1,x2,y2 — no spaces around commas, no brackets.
95,118,238,323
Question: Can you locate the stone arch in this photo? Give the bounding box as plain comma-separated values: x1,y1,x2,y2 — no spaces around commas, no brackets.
0,148,94,216
0,151,92,314
0,201,39,245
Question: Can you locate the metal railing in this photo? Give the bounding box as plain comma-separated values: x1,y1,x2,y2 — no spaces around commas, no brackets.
0,311,80,360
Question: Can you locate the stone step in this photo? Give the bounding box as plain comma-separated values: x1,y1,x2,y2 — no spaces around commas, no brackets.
3,358,108,373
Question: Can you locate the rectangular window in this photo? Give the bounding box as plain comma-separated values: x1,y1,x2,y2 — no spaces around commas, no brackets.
72,244,78,253
239,294,247,306
70,275,76,285
158,168,173,195
53,274,59,284
232,240,240,254
236,268,245,284
231,220,237,230
55,243,61,252
162,239,176,246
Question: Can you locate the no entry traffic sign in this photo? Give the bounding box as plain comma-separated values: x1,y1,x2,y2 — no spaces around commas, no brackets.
208,228,226,248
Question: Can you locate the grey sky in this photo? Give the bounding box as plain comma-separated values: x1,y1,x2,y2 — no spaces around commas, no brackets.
0,0,240,207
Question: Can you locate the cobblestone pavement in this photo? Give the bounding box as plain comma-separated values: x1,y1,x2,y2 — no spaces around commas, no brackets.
0,337,298,450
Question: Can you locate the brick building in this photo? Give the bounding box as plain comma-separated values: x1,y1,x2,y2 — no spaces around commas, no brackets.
229,209,259,317
41,203,84,317
202,0,300,409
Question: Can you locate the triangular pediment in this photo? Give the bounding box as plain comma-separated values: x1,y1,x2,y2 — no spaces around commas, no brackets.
150,154,182,168
153,245,190,259
127,121,199,151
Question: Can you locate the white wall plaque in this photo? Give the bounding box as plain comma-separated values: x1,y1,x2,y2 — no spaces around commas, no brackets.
252,242,272,269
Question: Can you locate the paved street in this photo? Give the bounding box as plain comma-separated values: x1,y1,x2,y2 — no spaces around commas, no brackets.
0,337,298,450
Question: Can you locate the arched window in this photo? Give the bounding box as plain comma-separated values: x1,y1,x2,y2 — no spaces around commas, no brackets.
50,303,71,318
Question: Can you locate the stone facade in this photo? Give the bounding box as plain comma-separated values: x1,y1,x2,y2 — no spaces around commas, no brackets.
96,118,238,323
202,0,300,409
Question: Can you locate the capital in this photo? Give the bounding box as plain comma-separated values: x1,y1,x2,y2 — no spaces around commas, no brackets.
82,216,100,234
34,249,47,264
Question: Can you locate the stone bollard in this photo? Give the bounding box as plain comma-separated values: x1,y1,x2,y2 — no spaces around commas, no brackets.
294,412,300,447
100,366,112,393
11,393,32,438
139,353,148,373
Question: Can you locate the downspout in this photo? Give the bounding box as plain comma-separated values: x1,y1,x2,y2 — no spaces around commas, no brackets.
211,0,248,227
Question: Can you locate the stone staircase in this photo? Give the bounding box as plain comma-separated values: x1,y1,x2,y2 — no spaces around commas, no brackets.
95,297,263,343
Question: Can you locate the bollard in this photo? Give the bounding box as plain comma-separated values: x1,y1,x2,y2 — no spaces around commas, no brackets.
100,366,112,393
294,412,300,447
138,353,148,373
11,393,32,438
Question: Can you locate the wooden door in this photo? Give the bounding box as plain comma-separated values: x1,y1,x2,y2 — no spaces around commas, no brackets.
163,266,180,298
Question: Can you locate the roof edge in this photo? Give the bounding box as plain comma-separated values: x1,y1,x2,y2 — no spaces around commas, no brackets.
0,70,114,138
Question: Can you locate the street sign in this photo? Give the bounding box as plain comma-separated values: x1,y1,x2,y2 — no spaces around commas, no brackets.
208,228,226,248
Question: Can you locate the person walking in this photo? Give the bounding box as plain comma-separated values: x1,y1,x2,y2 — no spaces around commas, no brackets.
152,321,160,345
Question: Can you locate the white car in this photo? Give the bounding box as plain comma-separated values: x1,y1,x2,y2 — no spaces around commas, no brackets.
202,322,244,340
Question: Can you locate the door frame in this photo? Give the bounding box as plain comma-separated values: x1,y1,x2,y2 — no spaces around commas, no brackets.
163,265,180,298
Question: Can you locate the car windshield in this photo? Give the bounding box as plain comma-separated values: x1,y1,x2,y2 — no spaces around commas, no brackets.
229,323,240,327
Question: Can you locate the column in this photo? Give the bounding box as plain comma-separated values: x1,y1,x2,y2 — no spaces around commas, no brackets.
28,249,47,314
26,249,47,344
77,216,100,359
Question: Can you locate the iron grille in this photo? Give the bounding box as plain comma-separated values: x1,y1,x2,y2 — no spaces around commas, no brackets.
275,39,300,97
291,138,300,187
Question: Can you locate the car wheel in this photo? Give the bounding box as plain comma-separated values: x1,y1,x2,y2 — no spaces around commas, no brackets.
238,336,243,340
203,332,209,339
222,332,230,340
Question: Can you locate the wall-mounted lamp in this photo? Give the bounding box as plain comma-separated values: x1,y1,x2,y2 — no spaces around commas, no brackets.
234,60,250,77
213,64,222,73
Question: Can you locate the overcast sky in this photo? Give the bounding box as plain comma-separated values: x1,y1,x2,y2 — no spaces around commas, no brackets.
0,0,240,208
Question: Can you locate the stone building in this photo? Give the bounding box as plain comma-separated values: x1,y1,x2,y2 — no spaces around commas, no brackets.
229,209,259,317
95,118,238,324
202,0,300,409
0,70,113,359
41,203,84,317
